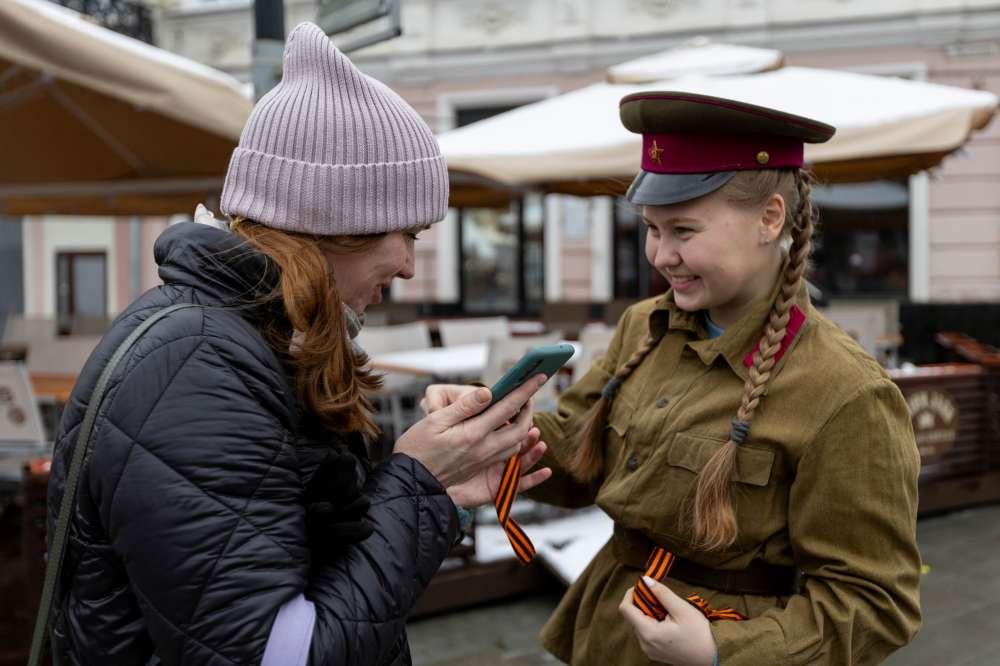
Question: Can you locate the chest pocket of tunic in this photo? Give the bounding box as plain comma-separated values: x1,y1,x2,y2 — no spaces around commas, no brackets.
640,432,782,547
667,432,775,487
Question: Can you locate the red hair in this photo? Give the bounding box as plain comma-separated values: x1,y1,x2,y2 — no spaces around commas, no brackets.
230,218,383,440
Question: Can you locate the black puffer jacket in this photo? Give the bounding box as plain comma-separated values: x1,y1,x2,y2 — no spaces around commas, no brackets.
47,222,458,665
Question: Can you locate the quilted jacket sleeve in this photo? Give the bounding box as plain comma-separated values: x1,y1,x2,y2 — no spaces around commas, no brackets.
93,325,456,665
307,453,459,665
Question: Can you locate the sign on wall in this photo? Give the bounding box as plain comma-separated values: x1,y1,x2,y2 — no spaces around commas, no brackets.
317,0,401,52
0,362,46,453
905,389,960,462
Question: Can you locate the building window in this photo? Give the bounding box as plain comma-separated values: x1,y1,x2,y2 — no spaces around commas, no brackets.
811,180,909,298
612,198,667,300
0,218,23,335
459,195,544,315
52,0,153,43
56,251,107,335
454,104,544,315
454,105,520,127
461,205,518,313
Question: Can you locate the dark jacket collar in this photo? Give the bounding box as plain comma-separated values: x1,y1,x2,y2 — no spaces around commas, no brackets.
155,222,280,304
154,222,292,334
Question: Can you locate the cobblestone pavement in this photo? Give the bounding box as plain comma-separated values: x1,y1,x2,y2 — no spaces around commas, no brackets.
407,503,1000,666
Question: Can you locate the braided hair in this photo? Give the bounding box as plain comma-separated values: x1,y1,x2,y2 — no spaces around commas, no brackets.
693,169,815,550
568,169,818,551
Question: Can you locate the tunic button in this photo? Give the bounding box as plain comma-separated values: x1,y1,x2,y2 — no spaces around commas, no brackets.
655,398,669,408
626,455,640,471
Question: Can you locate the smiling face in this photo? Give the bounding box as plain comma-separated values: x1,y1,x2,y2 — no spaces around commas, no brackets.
642,185,788,328
320,227,425,314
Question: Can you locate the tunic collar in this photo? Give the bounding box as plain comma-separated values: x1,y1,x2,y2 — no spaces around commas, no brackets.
648,257,812,381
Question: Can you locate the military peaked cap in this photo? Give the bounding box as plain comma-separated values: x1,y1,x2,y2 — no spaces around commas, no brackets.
619,91,836,205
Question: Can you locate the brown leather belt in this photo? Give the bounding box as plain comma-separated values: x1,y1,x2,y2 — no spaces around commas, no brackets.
613,526,801,597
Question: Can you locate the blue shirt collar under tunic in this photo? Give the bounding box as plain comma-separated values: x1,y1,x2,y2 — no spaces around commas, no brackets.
703,312,725,339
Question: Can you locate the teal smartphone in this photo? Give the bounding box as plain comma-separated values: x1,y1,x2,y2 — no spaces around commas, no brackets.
487,343,575,408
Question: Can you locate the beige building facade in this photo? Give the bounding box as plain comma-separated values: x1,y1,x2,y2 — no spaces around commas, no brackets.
151,0,1000,310
10,0,1000,341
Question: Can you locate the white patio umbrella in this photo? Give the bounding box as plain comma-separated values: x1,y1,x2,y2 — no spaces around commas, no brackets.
0,0,252,215
606,38,783,82
439,43,997,199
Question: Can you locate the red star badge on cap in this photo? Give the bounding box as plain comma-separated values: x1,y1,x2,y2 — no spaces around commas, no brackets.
647,140,664,165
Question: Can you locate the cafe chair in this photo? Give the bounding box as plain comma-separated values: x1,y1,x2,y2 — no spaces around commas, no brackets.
438,316,510,348
356,322,433,457
577,323,616,374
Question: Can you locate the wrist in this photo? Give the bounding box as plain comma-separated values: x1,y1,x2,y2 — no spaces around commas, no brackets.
390,451,448,495
446,485,474,511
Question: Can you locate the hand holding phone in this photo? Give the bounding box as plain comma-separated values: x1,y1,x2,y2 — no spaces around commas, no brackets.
487,343,575,408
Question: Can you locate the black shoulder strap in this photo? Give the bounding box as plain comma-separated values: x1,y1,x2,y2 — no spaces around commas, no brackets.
28,303,202,666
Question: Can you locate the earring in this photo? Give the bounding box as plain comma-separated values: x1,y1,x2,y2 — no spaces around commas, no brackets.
760,237,772,246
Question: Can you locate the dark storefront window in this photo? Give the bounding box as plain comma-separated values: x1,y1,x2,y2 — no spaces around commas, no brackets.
455,105,519,127
56,251,107,335
458,195,544,315
811,180,909,297
461,205,518,313
0,218,23,335
613,197,667,300
454,104,543,315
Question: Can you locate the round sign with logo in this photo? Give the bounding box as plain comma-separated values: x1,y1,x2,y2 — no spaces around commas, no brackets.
8,406,25,426
905,389,959,462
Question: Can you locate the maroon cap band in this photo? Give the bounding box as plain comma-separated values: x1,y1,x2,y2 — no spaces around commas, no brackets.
641,132,804,174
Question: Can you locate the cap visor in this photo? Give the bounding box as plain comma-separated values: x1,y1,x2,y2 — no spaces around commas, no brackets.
626,171,737,206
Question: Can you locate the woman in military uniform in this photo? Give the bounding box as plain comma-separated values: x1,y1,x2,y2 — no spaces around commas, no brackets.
424,91,922,666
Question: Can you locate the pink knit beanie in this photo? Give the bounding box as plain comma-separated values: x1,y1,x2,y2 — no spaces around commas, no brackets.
220,22,449,235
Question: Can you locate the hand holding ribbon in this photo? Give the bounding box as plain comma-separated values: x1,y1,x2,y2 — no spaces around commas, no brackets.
420,383,552,563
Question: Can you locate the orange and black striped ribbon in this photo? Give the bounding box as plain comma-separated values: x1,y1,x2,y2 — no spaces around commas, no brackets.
632,546,749,623
494,454,536,565
685,594,750,622
632,547,675,620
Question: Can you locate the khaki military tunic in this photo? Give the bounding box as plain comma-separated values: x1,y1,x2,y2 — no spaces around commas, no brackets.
528,280,922,666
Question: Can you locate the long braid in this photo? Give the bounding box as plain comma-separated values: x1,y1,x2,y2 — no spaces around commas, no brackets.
568,334,659,482
692,170,816,550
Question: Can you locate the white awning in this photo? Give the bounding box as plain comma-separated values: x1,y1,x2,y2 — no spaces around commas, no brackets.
607,37,783,83
0,0,253,215
440,59,997,190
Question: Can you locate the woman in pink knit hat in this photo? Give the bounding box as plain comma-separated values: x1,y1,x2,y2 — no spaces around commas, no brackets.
40,22,551,666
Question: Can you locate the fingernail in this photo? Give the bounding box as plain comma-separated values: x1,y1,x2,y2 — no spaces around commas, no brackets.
477,387,491,403
642,575,655,586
